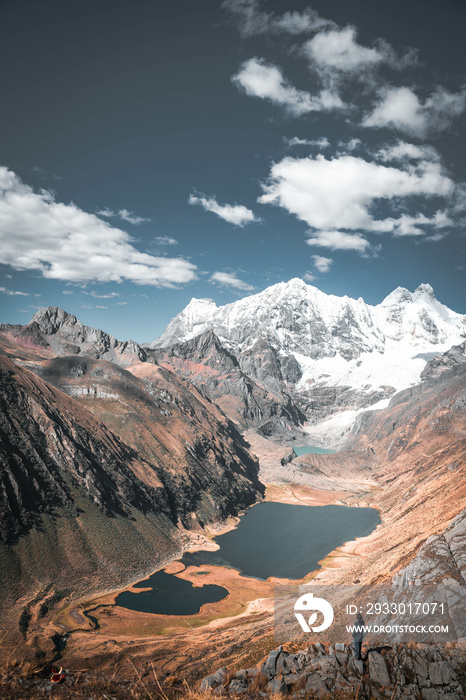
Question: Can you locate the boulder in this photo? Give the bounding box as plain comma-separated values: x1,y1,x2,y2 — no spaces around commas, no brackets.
305,674,329,694
368,650,391,688
200,667,227,692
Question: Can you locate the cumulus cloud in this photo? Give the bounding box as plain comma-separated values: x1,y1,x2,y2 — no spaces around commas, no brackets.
304,27,382,72
259,154,455,250
303,271,316,282
306,231,369,252
377,140,441,162
311,255,333,273
232,58,343,116
97,207,151,224
0,286,29,296
0,167,197,287
387,211,452,237
96,207,114,217
363,86,466,136
336,138,362,154
188,192,259,226
222,0,334,37
209,271,255,291
118,208,151,224
285,136,330,149
304,27,416,79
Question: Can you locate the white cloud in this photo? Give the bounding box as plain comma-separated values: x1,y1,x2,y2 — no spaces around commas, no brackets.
118,208,151,225
97,207,151,224
259,154,454,250
96,207,114,217
95,305,108,309
209,271,255,291
285,136,330,149
0,286,29,296
377,141,440,163
232,58,343,116
304,27,382,71
117,301,128,305
62,290,73,295
303,26,416,78
337,138,362,153
153,235,178,245
306,231,369,252
0,167,197,287
222,0,334,37
363,86,466,136
86,291,120,298
188,192,259,226
303,271,316,282
388,211,452,237
312,255,333,273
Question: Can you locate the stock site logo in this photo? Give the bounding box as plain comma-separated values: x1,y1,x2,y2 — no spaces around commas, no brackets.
294,592,334,633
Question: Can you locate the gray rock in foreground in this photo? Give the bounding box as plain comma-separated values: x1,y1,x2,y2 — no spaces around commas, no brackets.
201,643,466,698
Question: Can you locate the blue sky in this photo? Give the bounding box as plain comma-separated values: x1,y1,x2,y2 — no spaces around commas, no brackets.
0,0,465,342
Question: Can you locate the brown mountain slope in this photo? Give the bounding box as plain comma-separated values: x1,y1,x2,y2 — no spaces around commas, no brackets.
0,350,263,654
290,363,466,586
0,354,180,646
18,352,264,518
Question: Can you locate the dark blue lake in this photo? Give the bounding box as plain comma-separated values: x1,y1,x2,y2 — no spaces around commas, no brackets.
116,502,380,616
116,570,227,615
181,502,380,580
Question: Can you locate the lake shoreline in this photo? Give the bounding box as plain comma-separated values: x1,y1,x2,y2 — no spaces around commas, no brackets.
65,481,380,626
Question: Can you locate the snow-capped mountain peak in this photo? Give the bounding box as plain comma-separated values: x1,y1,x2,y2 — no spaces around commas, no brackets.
151,280,465,357
148,280,465,424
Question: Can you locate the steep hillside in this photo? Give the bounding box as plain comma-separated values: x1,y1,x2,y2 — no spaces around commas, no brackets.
0,354,180,642
0,349,263,654
289,360,466,586
151,329,306,430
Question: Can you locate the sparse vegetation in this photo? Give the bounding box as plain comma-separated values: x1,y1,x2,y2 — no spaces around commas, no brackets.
18,607,32,638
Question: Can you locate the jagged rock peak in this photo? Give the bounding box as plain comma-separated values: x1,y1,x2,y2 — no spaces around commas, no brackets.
380,286,413,305
28,306,146,366
414,282,436,299
30,306,79,334
381,283,437,307
185,297,217,310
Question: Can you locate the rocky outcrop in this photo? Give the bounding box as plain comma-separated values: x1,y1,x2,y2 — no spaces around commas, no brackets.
421,340,466,381
202,644,466,698
27,307,148,366
151,329,306,430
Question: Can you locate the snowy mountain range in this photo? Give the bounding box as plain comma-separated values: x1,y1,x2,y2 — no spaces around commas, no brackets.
148,279,466,440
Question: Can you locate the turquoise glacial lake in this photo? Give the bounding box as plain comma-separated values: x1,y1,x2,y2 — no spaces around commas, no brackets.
293,446,336,455
116,502,380,616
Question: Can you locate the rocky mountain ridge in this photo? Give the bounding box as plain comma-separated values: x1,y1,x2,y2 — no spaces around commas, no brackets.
148,280,466,430
151,328,306,429
149,279,465,359
6,281,465,433
23,307,147,366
